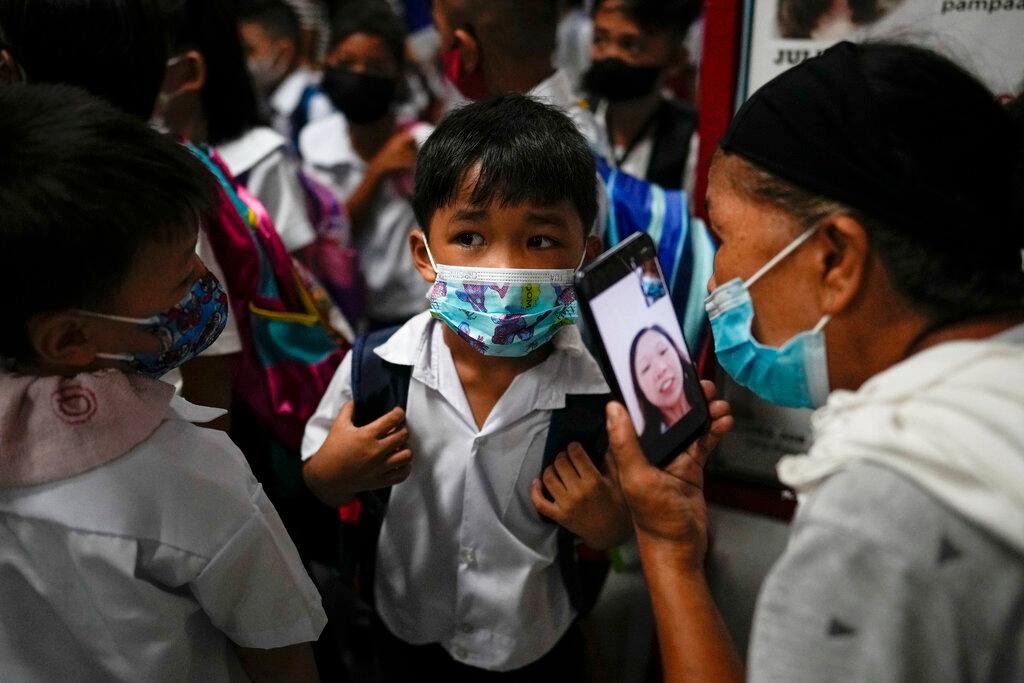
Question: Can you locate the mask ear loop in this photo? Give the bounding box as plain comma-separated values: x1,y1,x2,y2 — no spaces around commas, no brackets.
423,236,439,274
744,225,819,289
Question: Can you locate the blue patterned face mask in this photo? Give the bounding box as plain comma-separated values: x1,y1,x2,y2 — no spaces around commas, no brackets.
704,227,831,409
79,271,229,378
423,243,585,357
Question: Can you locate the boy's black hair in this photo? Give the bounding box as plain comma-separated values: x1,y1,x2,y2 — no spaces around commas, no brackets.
413,94,598,234
236,0,302,48
328,0,406,69
161,0,266,145
593,0,701,38
0,84,219,361
0,0,167,119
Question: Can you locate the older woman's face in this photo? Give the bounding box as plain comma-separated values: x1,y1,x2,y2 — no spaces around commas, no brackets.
705,154,825,347
634,330,685,411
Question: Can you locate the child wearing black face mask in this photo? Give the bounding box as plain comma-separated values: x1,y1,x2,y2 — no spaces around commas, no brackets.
300,1,431,329
583,0,700,193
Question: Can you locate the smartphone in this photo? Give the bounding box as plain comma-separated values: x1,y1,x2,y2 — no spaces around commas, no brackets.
576,232,709,467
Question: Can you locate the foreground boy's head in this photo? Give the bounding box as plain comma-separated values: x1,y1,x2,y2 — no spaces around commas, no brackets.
0,84,218,373
410,94,599,277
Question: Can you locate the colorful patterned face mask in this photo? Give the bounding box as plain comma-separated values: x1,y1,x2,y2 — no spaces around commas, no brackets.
423,243,585,357
78,271,229,378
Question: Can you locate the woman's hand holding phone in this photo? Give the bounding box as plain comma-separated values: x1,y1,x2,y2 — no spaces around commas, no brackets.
606,380,734,571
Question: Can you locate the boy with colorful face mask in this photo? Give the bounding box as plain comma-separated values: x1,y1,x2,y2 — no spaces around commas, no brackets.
0,84,325,680
302,95,632,677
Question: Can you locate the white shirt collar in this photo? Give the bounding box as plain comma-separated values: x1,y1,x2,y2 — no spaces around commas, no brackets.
215,127,287,175
374,311,609,407
528,68,579,110
270,67,320,117
166,395,227,424
298,112,356,169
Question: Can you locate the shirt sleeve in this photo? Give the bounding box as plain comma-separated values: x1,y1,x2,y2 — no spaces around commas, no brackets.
190,483,327,649
747,517,958,682
246,150,318,253
300,349,354,461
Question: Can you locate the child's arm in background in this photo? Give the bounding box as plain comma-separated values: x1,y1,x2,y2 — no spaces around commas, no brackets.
302,401,413,507
346,129,416,234
235,642,319,683
530,442,632,550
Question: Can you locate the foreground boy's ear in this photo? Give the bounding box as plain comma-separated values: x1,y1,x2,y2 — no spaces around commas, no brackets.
584,235,603,265
0,49,23,84
409,229,437,284
160,49,207,99
26,312,98,368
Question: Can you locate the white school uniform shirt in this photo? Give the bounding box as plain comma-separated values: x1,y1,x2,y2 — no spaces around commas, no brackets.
0,397,326,681
216,126,318,253
593,99,701,199
301,312,609,671
299,114,432,323
269,67,334,141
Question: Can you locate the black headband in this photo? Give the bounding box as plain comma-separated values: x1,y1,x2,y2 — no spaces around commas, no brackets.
719,41,1009,245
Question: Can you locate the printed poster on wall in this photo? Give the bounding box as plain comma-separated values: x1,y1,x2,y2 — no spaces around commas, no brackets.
742,0,1024,101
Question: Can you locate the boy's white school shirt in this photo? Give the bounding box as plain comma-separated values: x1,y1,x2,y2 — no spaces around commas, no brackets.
269,66,334,140
301,312,610,671
0,396,326,681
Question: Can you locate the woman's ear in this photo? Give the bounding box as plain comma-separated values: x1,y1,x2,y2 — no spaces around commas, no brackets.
25,312,98,369
409,229,438,285
817,215,869,317
453,27,481,72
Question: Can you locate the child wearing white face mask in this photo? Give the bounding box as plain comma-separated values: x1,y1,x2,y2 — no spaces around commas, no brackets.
237,0,334,147
301,95,634,679
0,84,324,682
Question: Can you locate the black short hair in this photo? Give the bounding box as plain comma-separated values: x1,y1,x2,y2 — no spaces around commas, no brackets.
0,84,218,361
413,94,598,234
0,0,167,119
593,0,701,38
160,0,265,145
726,43,1024,321
328,0,406,69
237,0,301,46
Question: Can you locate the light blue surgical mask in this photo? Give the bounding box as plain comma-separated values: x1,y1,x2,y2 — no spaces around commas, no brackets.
704,227,831,409
423,242,584,357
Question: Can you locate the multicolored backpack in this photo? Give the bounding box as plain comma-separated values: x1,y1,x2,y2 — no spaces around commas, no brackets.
187,143,347,451
598,157,717,372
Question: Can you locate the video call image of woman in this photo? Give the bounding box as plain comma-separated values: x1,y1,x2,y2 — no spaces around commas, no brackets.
629,325,702,449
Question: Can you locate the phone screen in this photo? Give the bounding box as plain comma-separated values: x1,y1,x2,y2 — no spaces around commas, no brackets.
584,248,707,463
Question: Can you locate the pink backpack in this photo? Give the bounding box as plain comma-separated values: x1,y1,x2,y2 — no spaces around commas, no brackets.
188,143,347,451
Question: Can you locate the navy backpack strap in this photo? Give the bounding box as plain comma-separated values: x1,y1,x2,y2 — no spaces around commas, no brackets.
543,393,613,616
351,325,411,428
289,84,320,152
346,325,410,605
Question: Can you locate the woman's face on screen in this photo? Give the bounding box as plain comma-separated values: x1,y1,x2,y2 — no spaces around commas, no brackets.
634,330,685,413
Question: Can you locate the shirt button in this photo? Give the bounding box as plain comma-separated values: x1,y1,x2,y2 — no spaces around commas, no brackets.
454,646,469,659
459,623,474,634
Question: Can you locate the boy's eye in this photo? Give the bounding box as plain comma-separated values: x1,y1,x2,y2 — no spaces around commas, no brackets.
456,232,484,247
527,235,557,249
